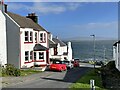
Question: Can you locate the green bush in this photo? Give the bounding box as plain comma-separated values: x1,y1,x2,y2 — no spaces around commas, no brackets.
106,61,115,69
3,64,20,76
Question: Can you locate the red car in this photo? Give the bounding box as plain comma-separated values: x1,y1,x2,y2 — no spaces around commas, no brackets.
72,61,79,67
50,60,67,72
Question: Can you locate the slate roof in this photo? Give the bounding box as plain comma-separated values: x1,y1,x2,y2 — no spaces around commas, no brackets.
52,38,66,46
113,40,120,46
49,40,57,48
7,12,46,31
34,44,48,51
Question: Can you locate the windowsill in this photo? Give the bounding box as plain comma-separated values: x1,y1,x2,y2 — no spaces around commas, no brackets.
40,41,46,43
24,42,33,44
24,60,45,64
33,60,45,62
24,61,32,64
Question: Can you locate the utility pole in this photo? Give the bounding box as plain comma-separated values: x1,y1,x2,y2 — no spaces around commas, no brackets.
90,34,96,69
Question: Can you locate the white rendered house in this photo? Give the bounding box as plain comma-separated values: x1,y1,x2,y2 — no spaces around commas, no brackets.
0,4,7,66
48,33,73,61
1,4,50,69
113,41,120,71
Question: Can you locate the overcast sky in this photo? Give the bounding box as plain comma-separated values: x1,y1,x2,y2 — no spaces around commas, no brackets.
6,2,118,39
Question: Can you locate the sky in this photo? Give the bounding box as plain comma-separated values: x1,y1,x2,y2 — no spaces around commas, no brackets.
6,2,118,40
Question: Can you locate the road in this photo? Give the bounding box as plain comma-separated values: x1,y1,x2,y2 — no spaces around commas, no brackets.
2,63,95,89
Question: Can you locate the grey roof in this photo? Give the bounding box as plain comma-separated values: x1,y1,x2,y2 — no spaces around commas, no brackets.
7,12,46,31
49,40,57,48
52,38,66,46
34,44,48,51
113,40,120,46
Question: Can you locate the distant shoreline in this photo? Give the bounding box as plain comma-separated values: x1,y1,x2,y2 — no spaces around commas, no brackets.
63,39,117,42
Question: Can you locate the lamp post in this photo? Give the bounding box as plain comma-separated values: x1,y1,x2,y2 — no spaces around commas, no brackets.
90,34,96,69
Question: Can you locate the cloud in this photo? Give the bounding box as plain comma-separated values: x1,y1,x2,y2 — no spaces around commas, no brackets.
65,21,118,38
73,21,118,31
7,2,80,14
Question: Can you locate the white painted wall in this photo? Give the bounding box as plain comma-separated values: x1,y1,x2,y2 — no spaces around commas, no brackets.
67,42,72,60
39,31,48,48
20,28,34,68
0,11,7,65
118,44,120,71
20,28,48,68
113,43,120,71
113,46,116,61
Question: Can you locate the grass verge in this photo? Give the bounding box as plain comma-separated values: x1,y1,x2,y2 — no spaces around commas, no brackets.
69,69,106,90
20,69,42,76
0,67,42,77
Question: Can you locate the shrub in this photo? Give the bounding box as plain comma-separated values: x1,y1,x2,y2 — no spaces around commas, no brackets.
106,61,115,69
3,64,20,76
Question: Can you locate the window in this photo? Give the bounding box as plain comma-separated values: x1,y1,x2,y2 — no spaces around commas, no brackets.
25,51,29,61
34,52,36,60
39,52,44,59
40,33,43,42
30,51,33,60
25,31,29,41
30,32,33,42
44,33,46,42
24,31,33,42
35,32,37,42
39,33,46,43
54,48,57,55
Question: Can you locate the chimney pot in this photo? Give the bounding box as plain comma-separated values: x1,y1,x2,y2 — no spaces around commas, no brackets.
26,13,38,24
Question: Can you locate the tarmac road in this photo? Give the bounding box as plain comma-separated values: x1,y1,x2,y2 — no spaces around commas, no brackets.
2,67,91,89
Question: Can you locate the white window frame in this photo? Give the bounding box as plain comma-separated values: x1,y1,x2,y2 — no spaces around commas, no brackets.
35,32,37,43
39,33,46,43
25,31,29,42
39,52,44,60
24,31,33,42
29,31,33,42
40,33,43,42
30,51,33,60
34,52,36,60
44,33,46,42
25,51,29,61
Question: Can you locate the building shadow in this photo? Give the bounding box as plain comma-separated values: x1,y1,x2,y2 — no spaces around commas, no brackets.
41,67,92,83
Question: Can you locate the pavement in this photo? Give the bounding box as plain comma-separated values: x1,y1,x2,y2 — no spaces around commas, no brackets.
1,71,54,88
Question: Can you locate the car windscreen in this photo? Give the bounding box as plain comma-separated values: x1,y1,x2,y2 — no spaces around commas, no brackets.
53,61,62,64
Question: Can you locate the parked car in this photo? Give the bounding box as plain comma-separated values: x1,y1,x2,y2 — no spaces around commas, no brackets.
74,58,80,62
95,61,104,66
50,60,67,72
63,60,73,69
71,60,80,67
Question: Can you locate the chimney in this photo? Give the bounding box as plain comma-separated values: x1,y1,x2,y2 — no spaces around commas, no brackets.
4,4,7,13
0,2,7,13
26,13,38,23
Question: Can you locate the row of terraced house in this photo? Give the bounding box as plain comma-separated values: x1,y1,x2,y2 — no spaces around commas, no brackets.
0,3,73,71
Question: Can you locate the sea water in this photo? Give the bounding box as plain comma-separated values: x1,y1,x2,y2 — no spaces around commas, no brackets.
65,40,116,61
